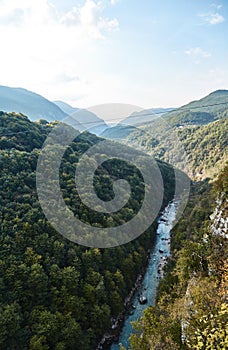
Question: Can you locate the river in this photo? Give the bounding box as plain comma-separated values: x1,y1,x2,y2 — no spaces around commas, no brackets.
110,200,179,350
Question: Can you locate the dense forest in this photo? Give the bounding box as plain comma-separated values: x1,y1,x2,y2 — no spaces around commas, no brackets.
127,115,228,180
0,103,227,349
125,164,228,349
0,112,177,349
0,0,227,346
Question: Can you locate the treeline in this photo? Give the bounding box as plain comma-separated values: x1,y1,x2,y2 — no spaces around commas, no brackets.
126,165,228,350
0,112,176,349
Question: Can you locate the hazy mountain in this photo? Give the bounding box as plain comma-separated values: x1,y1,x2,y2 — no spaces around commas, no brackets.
102,90,228,140
101,90,228,180
54,100,109,135
66,109,109,135
101,108,175,140
0,86,108,135
54,100,78,115
101,124,137,140
0,85,67,121
121,107,175,127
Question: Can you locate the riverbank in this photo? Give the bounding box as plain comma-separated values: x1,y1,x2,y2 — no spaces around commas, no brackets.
96,200,179,350
96,241,152,349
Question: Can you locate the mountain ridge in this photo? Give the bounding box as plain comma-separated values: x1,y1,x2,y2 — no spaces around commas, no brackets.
0,85,68,121
54,100,79,115
101,89,228,140
0,86,109,135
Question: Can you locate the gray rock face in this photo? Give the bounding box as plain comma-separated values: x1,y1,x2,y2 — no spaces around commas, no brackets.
210,193,228,238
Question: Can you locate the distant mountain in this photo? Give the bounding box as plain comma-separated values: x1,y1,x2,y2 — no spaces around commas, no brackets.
101,90,228,180
54,100,78,115
0,85,67,121
54,100,109,135
0,86,109,135
107,89,228,143
121,108,175,127
101,124,137,140
66,109,109,135
165,90,228,126
101,108,175,140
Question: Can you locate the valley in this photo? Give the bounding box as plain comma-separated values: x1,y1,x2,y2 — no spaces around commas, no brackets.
1,1,227,348
0,89,227,350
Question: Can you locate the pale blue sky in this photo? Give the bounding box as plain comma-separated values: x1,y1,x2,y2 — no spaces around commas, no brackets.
0,0,227,109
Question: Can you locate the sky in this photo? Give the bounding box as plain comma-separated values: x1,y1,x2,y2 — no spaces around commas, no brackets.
0,0,227,112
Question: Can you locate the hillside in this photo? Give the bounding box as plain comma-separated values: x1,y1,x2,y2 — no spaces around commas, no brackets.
165,90,228,127
0,112,53,151
0,112,177,350
0,85,67,121
116,93,228,350
127,116,228,180
127,164,228,350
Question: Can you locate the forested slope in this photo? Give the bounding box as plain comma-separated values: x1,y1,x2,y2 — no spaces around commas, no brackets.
166,89,228,127
127,116,228,180
0,112,176,349
126,164,228,350
118,92,228,349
